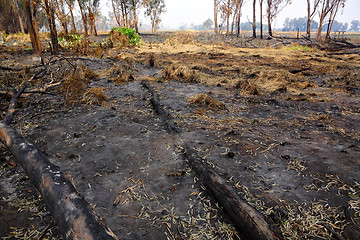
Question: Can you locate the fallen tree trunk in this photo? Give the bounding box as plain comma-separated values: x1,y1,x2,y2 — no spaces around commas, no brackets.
140,81,276,239
141,80,179,133
183,145,275,240
0,120,118,240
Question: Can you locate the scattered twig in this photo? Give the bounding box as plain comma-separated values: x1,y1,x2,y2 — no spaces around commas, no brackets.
322,223,346,240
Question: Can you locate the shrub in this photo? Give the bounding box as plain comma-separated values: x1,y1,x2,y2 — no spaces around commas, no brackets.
58,34,87,52
109,27,142,46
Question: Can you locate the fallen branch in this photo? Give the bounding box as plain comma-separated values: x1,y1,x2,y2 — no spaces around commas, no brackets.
0,120,118,240
141,80,180,133
5,67,47,124
183,145,275,240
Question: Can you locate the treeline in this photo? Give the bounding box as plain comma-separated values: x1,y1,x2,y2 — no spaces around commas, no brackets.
0,0,166,35
283,18,360,32
213,0,349,41
0,0,166,55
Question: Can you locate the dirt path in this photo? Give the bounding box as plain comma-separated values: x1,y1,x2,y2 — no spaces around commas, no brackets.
1,32,360,239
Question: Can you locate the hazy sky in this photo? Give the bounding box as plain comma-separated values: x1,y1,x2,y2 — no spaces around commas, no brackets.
159,0,359,29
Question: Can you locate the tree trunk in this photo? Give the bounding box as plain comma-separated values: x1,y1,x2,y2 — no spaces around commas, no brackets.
267,0,272,37
236,13,241,37
69,5,77,33
325,2,340,40
214,0,218,34
306,0,311,38
183,146,275,240
260,0,263,39
77,0,88,53
44,0,59,54
252,0,256,38
317,12,325,41
15,7,25,33
89,8,97,36
0,121,118,240
133,6,139,33
111,0,121,27
24,0,42,56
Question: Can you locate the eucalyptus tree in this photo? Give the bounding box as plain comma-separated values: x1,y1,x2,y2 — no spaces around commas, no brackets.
316,0,346,40
65,0,77,32
144,0,165,33
25,0,42,55
266,0,291,37
43,0,59,53
306,0,320,38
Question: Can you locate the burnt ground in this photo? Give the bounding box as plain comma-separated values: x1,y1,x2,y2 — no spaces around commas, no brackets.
0,32,360,239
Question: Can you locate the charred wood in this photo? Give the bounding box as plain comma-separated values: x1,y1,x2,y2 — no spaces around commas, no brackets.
141,80,179,133
183,145,275,240
0,120,118,240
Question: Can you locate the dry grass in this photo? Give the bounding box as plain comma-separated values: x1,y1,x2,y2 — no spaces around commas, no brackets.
188,93,227,111
164,32,195,46
82,87,109,106
61,65,96,104
109,30,130,48
162,65,199,83
234,79,259,95
108,65,134,84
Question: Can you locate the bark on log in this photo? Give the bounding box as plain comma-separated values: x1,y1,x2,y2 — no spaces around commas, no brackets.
0,120,118,240
183,145,275,240
141,80,179,133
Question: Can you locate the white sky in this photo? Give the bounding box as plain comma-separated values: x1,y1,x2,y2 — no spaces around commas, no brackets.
158,0,360,29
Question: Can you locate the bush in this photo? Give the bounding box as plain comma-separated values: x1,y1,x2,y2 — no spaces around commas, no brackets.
58,34,87,51
109,27,142,46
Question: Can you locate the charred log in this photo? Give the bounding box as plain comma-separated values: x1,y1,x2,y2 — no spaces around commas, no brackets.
141,80,179,133
0,121,118,240
183,145,275,240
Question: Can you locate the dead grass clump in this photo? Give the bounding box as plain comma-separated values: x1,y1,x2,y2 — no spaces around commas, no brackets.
234,79,259,95
164,32,195,46
188,93,226,111
293,80,315,90
83,66,98,80
108,65,134,84
163,65,199,83
82,87,109,105
61,66,89,104
176,32,195,44
109,30,130,48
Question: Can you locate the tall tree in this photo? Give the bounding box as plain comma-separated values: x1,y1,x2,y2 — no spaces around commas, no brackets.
88,0,100,35
252,0,256,38
54,0,68,34
214,0,220,34
259,0,264,38
266,0,291,37
231,0,245,36
306,0,320,38
221,0,234,34
77,0,88,53
129,0,141,32
0,0,24,33
13,0,26,33
325,0,345,39
44,0,59,53
144,0,166,33
316,0,345,40
65,0,77,32
25,0,42,55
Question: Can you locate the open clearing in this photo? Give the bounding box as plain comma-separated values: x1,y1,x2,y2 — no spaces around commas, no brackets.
0,32,359,239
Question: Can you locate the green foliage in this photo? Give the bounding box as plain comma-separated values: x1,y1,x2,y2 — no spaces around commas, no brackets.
58,34,86,49
284,44,317,52
110,27,142,46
